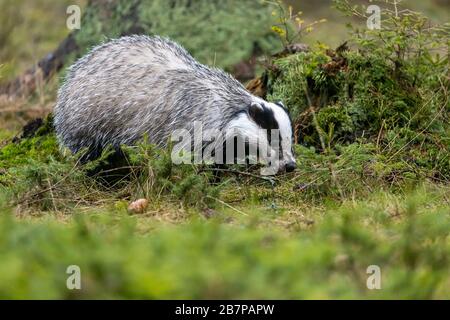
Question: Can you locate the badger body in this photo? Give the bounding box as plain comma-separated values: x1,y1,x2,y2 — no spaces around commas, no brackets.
54,35,296,172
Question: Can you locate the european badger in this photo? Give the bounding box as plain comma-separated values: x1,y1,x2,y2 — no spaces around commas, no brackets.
54,35,296,173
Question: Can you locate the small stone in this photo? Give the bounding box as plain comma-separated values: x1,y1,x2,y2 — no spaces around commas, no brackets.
127,198,148,214
202,208,218,219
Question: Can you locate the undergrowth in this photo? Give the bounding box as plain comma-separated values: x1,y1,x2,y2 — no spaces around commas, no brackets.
0,0,448,299
0,185,448,299
73,0,281,73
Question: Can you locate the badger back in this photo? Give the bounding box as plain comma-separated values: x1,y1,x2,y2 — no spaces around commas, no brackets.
54,35,252,160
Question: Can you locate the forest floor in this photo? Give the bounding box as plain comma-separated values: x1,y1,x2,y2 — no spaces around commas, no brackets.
0,0,449,299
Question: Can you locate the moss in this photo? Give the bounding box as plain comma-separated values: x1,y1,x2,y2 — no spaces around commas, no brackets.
0,120,223,211
0,133,59,171
264,9,449,181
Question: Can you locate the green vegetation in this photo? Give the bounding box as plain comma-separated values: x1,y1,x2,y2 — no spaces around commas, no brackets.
0,185,449,299
266,0,449,188
74,0,281,71
0,0,449,299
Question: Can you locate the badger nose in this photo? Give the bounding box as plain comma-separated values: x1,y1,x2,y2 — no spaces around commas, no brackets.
285,161,296,172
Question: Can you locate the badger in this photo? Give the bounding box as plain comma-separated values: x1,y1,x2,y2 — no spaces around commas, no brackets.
54,35,296,174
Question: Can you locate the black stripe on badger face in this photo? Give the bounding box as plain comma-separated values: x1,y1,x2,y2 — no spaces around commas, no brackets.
248,102,282,155
248,102,279,135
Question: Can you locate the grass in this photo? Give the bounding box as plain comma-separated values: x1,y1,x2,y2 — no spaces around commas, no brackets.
0,183,448,299
0,129,448,298
0,0,449,299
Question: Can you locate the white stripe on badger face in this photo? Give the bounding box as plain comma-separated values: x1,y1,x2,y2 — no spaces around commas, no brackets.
223,112,270,165
252,97,296,167
269,102,296,164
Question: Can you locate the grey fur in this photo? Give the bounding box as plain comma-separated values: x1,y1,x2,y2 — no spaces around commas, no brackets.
54,35,293,166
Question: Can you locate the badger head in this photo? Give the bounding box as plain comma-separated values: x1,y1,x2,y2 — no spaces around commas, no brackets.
224,98,297,175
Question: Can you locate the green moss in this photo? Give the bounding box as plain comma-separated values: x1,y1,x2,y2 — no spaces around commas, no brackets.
0,127,222,211
267,51,331,118
0,134,59,171
265,8,449,182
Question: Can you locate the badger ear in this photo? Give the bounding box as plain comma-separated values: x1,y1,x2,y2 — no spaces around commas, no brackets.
248,102,264,121
276,101,285,108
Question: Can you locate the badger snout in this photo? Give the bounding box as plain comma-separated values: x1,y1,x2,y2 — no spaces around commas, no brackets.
264,159,296,175
284,161,297,172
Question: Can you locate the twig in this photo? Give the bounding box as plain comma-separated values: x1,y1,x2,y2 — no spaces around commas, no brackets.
199,167,277,183
206,196,248,216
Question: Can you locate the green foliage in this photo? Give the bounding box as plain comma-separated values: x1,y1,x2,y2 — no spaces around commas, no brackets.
0,186,448,299
121,141,223,208
267,2,449,182
0,134,59,171
268,0,327,47
0,126,222,211
74,0,281,71
0,124,97,211
0,1,449,300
